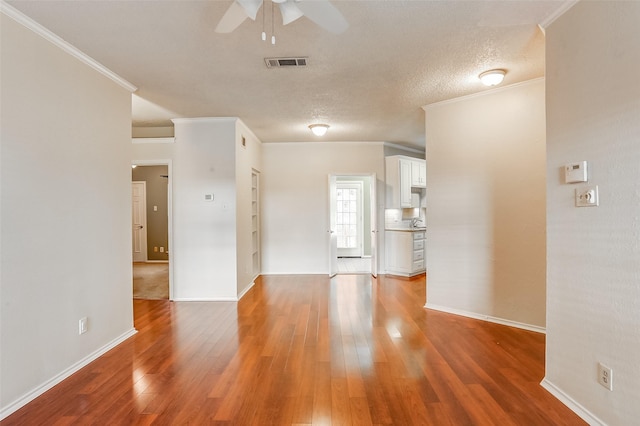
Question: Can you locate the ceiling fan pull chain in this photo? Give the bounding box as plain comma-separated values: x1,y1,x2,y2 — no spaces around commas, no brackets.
271,0,276,44
261,0,267,41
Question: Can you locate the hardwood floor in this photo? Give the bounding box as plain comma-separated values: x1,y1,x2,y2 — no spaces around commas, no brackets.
2,274,585,425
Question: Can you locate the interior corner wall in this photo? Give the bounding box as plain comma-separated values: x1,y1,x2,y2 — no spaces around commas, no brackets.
424,79,546,328
544,2,640,424
261,142,385,274
235,120,262,297
1,13,133,414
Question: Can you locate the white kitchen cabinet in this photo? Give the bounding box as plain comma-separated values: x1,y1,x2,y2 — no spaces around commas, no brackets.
385,156,426,208
385,230,425,276
385,156,413,208
410,159,426,188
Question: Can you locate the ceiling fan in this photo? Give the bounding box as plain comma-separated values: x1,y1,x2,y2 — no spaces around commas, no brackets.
215,0,348,35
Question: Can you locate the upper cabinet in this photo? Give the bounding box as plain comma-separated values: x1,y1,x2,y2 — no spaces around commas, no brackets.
410,160,426,188
385,155,426,208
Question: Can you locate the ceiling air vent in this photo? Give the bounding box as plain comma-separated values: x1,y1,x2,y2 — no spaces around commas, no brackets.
264,57,308,68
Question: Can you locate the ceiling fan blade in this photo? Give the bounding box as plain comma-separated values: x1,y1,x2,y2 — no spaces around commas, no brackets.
237,0,263,20
278,1,304,26
215,1,250,33
296,0,348,34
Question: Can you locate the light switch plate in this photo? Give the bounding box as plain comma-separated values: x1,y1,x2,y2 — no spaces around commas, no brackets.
565,161,588,183
576,185,599,207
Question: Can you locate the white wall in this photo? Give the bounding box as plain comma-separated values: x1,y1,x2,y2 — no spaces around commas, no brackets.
1,12,134,416
261,142,386,274
172,118,237,300
424,79,547,329
544,2,640,424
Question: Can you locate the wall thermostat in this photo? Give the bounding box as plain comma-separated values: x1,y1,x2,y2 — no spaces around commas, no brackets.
564,161,588,183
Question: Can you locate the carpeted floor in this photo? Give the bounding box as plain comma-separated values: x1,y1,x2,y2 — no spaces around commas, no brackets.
133,262,169,299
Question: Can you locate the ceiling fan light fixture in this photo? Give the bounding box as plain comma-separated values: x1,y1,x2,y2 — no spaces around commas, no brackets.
309,123,330,137
479,69,506,86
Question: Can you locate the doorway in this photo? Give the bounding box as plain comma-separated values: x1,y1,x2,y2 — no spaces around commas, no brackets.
131,161,173,300
329,174,377,277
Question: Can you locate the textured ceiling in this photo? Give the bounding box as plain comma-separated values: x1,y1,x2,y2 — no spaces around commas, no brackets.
7,0,569,148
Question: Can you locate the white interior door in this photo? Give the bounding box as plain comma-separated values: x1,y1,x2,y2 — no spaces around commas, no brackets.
370,174,378,278
132,181,147,262
328,175,338,277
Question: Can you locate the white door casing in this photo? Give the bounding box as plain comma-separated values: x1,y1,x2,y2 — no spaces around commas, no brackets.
328,175,338,277
370,173,377,278
328,173,378,277
132,181,147,262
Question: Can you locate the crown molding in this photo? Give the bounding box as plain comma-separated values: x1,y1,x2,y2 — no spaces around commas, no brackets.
0,1,137,93
539,0,580,30
132,138,175,144
383,142,425,155
171,117,239,125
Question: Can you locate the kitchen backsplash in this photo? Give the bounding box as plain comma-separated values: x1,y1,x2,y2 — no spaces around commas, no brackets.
385,208,425,229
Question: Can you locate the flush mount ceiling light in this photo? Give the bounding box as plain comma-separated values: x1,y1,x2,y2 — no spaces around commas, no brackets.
479,69,506,86
309,123,330,137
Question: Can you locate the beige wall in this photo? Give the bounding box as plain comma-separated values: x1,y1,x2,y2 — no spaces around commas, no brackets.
261,142,386,274
544,2,640,423
1,12,134,416
131,165,169,261
424,79,547,329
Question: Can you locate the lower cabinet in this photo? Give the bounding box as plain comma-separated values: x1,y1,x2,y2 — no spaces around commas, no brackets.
385,230,425,276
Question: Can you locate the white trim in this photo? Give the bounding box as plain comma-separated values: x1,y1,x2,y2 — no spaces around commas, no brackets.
237,281,256,300
260,272,328,276
424,303,546,334
423,77,545,111
0,1,137,93
173,297,239,302
540,379,607,425
142,260,169,264
383,142,425,155
539,0,579,30
132,137,175,144
0,328,137,421
171,117,238,125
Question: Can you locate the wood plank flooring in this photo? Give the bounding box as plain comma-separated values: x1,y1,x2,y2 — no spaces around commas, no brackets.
2,274,585,425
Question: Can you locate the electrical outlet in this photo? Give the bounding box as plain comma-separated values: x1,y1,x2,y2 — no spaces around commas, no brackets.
154,246,158,252
79,317,88,335
160,247,164,253
598,362,613,391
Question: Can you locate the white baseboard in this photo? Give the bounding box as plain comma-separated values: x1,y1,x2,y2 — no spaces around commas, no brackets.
424,303,546,334
172,297,238,302
540,378,606,425
237,281,255,300
0,328,137,421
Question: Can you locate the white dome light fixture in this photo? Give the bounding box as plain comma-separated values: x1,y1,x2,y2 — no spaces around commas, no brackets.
479,69,506,86
309,123,330,137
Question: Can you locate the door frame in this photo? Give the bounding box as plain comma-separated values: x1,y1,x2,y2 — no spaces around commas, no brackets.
328,173,378,277
132,159,174,300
